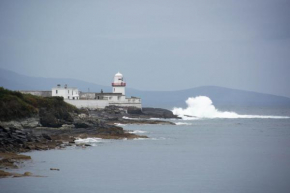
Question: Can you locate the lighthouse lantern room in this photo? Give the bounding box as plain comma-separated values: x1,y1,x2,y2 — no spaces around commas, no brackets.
112,72,126,95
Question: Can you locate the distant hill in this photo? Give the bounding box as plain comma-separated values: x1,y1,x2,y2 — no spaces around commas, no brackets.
126,86,290,108
1,68,290,108
0,68,111,92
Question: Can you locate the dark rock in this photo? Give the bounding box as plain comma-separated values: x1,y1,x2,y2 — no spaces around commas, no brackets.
39,108,74,128
42,134,52,141
39,109,62,127
74,122,90,128
127,107,143,115
126,107,179,119
141,107,179,119
50,168,60,171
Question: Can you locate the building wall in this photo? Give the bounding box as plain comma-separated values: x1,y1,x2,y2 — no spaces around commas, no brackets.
109,102,142,108
112,86,125,95
52,88,79,100
108,97,142,108
107,95,125,101
65,100,109,109
65,99,141,109
79,92,96,100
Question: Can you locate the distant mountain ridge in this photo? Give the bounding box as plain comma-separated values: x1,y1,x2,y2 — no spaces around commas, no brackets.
1,68,290,108
0,68,111,92
126,86,290,108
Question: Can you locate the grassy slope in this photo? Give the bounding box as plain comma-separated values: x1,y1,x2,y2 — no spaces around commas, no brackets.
0,87,78,121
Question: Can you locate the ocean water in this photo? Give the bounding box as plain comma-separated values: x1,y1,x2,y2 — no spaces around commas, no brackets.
1,106,290,193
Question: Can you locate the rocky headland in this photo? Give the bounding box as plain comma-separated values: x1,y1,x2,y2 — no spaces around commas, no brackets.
0,87,176,178
89,106,179,125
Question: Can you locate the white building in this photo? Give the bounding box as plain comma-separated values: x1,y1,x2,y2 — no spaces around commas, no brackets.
52,84,79,100
22,73,141,109
112,72,126,95
67,72,142,109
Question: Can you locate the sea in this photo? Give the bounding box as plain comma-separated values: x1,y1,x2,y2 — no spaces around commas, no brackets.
1,102,290,193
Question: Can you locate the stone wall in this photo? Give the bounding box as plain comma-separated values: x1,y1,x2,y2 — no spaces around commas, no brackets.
65,99,142,109
65,100,109,109
109,102,142,109
79,92,96,100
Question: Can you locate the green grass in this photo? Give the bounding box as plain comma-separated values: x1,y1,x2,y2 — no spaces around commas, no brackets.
0,87,79,121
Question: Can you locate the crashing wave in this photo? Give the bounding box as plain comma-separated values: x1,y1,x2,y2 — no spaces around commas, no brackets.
172,96,290,120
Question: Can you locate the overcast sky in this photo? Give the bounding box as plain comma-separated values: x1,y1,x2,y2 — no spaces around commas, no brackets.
0,0,290,97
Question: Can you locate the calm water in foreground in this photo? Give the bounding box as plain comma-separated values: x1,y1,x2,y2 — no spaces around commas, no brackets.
1,107,290,193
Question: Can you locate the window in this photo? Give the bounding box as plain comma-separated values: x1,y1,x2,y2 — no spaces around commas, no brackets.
72,91,74,95
68,90,69,94
68,96,70,99
56,90,58,94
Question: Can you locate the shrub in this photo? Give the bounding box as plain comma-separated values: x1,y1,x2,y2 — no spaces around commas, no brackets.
0,87,79,121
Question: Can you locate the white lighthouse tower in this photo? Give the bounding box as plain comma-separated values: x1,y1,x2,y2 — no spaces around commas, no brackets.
112,72,126,95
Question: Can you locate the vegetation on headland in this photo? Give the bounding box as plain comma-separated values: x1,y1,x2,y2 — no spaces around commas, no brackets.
0,87,79,121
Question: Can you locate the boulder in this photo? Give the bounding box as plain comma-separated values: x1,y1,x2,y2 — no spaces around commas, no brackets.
42,134,52,141
39,108,74,128
20,117,40,128
127,107,143,115
141,107,179,119
0,121,23,130
74,122,90,128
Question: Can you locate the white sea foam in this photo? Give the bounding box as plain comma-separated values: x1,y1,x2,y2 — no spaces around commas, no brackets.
128,130,148,134
122,116,140,120
152,137,167,140
172,96,290,120
115,123,127,126
149,118,162,120
133,138,147,140
150,118,178,120
133,137,166,140
175,122,193,125
74,138,104,146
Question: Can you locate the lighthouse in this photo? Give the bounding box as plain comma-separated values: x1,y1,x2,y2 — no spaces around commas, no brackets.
112,72,126,95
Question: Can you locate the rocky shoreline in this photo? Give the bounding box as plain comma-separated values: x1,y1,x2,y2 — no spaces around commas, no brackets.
0,101,177,178
0,88,179,178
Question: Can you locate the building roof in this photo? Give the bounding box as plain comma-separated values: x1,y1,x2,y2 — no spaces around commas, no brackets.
115,72,123,77
96,93,122,96
52,87,78,90
80,92,123,96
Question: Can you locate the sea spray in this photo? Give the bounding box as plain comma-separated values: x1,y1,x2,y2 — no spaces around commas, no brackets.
74,138,105,146
128,130,148,134
175,122,193,125
172,96,290,120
